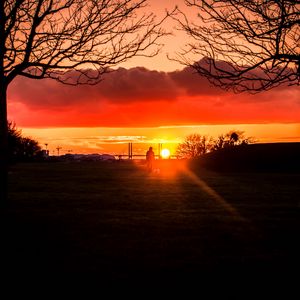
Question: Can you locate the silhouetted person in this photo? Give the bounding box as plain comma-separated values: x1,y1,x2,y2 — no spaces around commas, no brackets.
146,146,155,172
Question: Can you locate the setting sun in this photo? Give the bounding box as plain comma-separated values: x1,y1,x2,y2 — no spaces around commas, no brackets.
161,148,171,159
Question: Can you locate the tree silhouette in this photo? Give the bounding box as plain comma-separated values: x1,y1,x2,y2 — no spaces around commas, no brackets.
8,122,41,162
7,121,22,159
0,0,167,204
177,131,254,159
176,134,212,159
212,131,252,151
174,0,300,92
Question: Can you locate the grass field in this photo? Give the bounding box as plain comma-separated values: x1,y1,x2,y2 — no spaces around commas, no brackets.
1,160,300,290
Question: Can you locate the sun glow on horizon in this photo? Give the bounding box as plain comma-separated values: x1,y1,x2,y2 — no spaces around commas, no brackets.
161,148,171,159
20,123,300,155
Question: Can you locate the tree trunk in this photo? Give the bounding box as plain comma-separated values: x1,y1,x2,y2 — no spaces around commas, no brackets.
0,82,8,206
0,0,7,207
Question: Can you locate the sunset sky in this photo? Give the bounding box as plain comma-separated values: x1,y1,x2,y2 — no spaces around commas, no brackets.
7,0,300,156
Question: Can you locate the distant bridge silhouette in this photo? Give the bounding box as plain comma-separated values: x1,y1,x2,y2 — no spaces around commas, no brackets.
121,142,175,160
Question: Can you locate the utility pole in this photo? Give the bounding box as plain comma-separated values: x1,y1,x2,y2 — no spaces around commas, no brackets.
56,146,62,156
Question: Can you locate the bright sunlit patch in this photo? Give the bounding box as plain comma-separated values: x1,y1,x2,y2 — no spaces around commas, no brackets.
161,148,170,159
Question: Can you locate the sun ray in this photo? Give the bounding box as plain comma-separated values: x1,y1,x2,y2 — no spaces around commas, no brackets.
180,166,248,222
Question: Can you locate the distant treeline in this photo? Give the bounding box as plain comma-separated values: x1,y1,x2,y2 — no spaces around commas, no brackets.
176,131,254,159
177,131,300,172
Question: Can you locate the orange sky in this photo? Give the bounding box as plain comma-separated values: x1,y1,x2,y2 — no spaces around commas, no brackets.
7,0,300,155
20,123,300,156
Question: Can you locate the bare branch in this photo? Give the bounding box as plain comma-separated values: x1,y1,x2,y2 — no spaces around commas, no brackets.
3,0,168,85
172,0,300,93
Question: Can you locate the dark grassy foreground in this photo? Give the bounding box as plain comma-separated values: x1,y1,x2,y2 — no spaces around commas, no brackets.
1,160,300,292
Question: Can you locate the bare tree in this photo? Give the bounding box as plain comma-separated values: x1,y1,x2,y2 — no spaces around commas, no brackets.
176,134,212,159
173,0,300,92
0,0,167,204
177,131,254,159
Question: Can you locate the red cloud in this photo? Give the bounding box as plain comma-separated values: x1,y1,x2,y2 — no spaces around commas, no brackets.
7,65,300,127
